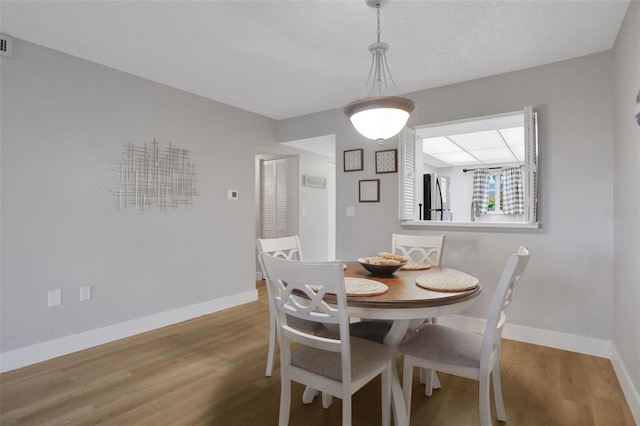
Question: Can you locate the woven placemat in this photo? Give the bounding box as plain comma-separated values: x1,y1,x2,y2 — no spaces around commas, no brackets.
344,277,388,296
401,261,431,271
311,278,388,296
416,272,479,292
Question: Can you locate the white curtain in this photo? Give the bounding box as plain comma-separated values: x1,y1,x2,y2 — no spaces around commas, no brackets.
502,166,525,214
472,169,490,216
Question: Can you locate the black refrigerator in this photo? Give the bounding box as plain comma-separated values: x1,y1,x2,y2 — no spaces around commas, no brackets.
423,173,452,221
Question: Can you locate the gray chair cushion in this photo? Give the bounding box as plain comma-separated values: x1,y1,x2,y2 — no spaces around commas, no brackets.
399,324,482,368
291,337,393,382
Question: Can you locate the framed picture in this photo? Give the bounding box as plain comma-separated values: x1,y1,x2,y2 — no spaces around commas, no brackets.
343,148,364,172
359,179,380,202
376,149,397,174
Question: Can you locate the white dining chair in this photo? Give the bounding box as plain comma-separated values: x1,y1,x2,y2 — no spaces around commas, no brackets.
393,233,445,386
392,233,444,266
257,235,312,377
399,246,530,426
260,254,393,426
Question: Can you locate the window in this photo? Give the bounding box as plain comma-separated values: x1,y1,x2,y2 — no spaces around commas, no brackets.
399,106,538,227
487,173,504,213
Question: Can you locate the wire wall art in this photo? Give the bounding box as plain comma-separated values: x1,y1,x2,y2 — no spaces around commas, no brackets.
111,139,198,214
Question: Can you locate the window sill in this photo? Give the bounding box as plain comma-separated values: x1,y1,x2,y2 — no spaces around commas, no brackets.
401,220,540,230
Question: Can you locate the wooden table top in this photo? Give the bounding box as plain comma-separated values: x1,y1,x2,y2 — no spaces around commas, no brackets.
341,261,482,310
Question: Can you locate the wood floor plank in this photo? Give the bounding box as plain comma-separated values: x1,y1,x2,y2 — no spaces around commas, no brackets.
0,282,635,425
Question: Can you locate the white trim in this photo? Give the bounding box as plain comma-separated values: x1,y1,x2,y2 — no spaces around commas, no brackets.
402,220,540,229
0,290,258,373
611,345,640,425
437,314,610,357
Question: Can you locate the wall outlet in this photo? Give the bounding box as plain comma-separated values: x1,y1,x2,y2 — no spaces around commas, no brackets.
80,286,91,301
48,290,62,307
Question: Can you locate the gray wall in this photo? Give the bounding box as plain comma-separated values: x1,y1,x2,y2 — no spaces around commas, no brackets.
280,51,616,341
1,39,277,352
298,152,332,261
612,0,640,412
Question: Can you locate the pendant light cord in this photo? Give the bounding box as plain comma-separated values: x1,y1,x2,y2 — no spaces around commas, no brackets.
376,4,381,43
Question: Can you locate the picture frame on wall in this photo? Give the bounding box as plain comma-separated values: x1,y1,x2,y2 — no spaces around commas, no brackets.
343,148,364,172
359,179,380,202
375,149,398,174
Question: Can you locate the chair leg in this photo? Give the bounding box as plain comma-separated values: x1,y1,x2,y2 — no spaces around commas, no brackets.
279,377,291,426
342,392,352,426
492,364,507,422
381,361,392,426
424,368,434,397
302,386,318,404
321,392,333,409
432,370,441,389
402,356,414,417
479,374,492,426
266,314,277,377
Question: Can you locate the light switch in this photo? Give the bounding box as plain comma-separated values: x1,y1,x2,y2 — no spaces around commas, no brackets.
48,290,62,307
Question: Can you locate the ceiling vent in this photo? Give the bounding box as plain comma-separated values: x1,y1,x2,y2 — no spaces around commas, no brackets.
1,34,13,58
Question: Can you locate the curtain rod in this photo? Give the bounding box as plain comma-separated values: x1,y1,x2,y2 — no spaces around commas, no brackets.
462,164,523,173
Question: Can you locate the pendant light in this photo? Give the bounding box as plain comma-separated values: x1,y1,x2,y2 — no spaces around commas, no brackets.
344,0,415,145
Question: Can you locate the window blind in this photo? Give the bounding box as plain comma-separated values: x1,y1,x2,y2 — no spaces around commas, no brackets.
261,158,288,238
399,127,417,220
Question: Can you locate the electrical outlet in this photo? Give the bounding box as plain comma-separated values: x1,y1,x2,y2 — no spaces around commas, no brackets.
80,286,91,301
48,290,62,307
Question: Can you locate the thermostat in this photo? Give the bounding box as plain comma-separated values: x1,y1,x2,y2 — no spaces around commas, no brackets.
227,190,238,200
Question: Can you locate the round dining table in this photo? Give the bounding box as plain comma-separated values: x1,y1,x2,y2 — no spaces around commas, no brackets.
340,261,482,426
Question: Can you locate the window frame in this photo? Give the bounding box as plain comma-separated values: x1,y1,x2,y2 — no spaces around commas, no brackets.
398,107,538,229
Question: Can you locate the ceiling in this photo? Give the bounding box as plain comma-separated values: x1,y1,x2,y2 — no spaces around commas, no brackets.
1,1,630,123
419,110,525,167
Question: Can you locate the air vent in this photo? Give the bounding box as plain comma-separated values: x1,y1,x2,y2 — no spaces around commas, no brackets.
1,34,13,58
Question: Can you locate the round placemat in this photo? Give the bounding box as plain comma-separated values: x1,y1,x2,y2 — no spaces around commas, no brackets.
401,261,431,271
310,278,388,296
344,277,388,296
416,272,479,292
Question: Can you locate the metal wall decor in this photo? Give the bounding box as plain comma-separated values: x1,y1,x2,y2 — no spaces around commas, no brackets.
344,148,364,172
376,149,397,173
111,139,198,214
359,179,380,202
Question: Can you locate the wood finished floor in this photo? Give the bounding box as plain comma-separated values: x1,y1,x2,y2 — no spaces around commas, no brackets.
1,282,635,426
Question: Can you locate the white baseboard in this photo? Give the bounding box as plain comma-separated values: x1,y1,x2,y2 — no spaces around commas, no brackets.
0,290,258,373
437,314,612,357
611,345,640,425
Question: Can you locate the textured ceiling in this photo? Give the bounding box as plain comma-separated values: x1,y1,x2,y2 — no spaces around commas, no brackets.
1,1,630,120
